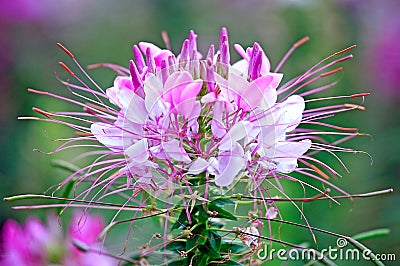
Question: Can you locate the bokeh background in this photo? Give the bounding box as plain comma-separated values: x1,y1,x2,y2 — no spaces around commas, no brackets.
0,0,399,264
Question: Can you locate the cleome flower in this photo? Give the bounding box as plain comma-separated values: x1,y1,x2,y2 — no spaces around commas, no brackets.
87,29,314,190
17,27,378,264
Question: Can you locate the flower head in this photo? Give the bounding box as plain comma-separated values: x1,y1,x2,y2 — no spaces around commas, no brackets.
83,28,316,192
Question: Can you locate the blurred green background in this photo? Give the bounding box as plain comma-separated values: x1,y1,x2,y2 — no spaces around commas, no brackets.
0,0,399,264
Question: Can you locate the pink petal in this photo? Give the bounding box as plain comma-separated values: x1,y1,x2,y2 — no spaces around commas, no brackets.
233,44,250,61
201,92,218,104
24,217,50,245
269,72,284,90
138,42,162,57
143,74,165,114
68,212,104,245
259,51,272,75
243,75,274,111
163,71,193,107
176,81,202,117
106,76,134,108
139,42,174,68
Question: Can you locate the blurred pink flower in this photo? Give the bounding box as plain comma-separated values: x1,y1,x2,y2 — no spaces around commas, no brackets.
1,217,51,265
1,213,115,266
66,213,114,266
368,23,400,97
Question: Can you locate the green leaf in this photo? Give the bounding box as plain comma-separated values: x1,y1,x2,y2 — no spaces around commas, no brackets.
166,240,186,253
220,242,247,254
196,255,209,266
197,204,210,223
172,208,196,230
208,219,224,229
208,204,237,221
186,224,207,250
206,230,221,256
199,245,220,259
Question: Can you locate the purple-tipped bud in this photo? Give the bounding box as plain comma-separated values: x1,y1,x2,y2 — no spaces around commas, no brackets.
252,42,261,52
133,45,145,74
190,50,199,77
129,60,145,98
160,59,169,84
219,27,228,51
188,30,198,60
207,44,215,62
251,51,262,81
179,39,189,64
206,58,216,92
129,60,142,88
248,42,260,78
146,48,155,74
168,55,177,73
220,37,230,77
221,36,230,65
199,60,206,80
216,53,221,64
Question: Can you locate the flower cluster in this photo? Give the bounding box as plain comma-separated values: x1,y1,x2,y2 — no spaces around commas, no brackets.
91,28,311,191
0,212,114,266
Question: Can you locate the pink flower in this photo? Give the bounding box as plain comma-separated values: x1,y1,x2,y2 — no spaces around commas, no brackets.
1,213,115,266
27,28,360,192
1,218,50,266
66,213,114,266
162,71,203,117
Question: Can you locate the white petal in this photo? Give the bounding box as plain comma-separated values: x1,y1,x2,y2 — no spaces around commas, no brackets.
219,121,251,151
125,94,147,124
124,139,149,163
277,95,305,132
116,86,135,110
231,59,249,76
210,102,226,138
162,139,191,163
215,144,246,186
91,122,122,151
143,73,164,114
188,158,209,175
274,139,311,173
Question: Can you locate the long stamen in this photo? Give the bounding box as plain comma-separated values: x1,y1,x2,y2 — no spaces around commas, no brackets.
274,36,310,72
